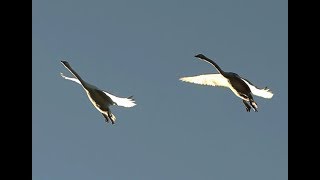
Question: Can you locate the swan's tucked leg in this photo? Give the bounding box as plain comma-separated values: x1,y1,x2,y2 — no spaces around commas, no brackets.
242,100,251,112
102,113,110,123
250,100,258,112
108,111,115,124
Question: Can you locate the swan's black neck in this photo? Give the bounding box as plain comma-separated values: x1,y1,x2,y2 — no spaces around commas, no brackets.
61,61,87,87
196,55,225,75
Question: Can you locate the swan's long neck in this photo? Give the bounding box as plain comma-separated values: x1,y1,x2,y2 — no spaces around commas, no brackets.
61,61,87,88
199,56,225,75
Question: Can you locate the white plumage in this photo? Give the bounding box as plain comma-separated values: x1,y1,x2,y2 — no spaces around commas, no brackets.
179,74,230,88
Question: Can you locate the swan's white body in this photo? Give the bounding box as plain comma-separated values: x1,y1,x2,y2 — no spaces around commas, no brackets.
179,54,273,112
60,61,136,124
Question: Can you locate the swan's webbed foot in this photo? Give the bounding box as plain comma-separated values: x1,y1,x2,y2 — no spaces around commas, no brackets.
102,113,110,123
250,101,258,112
102,111,115,124
107,112,115,124
243,100,251,112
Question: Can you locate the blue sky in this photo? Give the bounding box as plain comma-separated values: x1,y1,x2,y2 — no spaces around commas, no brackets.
32,0,288,179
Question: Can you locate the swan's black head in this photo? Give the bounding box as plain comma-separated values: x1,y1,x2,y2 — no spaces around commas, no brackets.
195,54,207,59
61,60,70,66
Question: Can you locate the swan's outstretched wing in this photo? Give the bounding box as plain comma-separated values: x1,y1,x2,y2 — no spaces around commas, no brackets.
103,91,136,108
179,74,230,88
60,73,81,84
241,78,274,99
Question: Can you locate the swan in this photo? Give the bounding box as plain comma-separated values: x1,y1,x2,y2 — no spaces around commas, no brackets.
179,54,273,112
60,61,136,124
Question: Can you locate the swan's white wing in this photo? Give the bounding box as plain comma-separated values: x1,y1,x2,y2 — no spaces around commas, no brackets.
103,91,136,108
60,73,81,84
241,78,274,99
60,73,100,90
179,74,230,88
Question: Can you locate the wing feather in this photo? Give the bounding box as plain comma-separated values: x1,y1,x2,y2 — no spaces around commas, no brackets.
60,73,81,84
179,74,230,88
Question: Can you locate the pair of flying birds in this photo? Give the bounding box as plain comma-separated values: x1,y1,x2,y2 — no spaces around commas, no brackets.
60,54,273,124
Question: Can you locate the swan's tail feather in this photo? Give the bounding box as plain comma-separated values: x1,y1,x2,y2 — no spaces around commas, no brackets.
241,78,274,99
103,91,136,108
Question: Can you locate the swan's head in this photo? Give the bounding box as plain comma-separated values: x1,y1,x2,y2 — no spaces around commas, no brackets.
61,61,71,67
195,54,207,59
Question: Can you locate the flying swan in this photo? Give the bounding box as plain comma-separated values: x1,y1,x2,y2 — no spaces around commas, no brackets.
60,61,136,124
179,54,273,112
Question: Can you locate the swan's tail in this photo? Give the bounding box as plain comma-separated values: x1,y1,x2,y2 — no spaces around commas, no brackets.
241,78,274,99
250,86,274,99
103,91,136,108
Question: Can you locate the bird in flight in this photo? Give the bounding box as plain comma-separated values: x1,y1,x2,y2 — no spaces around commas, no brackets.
179,54,273,112
60,61,136,124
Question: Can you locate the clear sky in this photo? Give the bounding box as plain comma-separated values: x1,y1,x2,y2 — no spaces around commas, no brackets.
32,0,288,179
